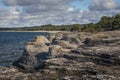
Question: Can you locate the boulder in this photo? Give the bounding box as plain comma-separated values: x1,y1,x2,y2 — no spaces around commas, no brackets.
13,49,38,72
27,35,50,45
83,38,94,46
47,33,56,43
12,35,50,72
61,35,81,45
52,40,69,46
25,44,49,55
52,40,78,49
12,49,45,72
49,45,62,58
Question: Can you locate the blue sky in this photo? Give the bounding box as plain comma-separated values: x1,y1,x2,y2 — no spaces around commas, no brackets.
70,0,91,11
0,0,120,27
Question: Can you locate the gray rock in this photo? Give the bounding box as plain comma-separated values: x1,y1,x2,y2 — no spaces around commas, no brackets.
47,33,56,43
62,76,80,80
7,31,120,79
52,40,78,49
13,49,44,72
61,35,81,45
83,38,94,46
49,45,62,58
25,44,49,55
27,35,50,45
45,58,68,66
25,35,50,55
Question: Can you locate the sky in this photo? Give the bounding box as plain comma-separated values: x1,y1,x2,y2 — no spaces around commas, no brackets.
0,0,120,27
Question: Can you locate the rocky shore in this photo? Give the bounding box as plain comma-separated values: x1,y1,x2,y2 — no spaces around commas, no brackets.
0,31,120,80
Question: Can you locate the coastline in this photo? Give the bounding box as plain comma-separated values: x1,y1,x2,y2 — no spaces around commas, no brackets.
0,30,69,34
0,30,120,79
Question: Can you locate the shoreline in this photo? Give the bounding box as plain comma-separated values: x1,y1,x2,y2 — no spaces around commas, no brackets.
0,30,120,79
0,30,68,33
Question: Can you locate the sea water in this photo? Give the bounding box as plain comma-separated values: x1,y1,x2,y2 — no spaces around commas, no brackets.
0,32,48,66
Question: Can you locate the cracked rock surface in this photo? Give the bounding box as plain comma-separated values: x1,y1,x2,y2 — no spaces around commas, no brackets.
0,31,120,80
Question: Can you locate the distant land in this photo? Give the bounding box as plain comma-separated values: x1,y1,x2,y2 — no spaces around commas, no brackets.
0,14,120,32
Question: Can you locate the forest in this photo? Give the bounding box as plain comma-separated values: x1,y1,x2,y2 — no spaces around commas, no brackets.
0,14,120,32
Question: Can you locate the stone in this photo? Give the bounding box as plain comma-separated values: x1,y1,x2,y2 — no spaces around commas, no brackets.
27,35,50,45
25,44,49,55
12,49,44,72
45,58,68,66
49,45,62,58
12,35,50,72
3,31,120,79
83,38,94,46
62,76,79,80
52,40,78,49
61,35,81,45
47,33,56,43
52,40,69,46
12,49,37,72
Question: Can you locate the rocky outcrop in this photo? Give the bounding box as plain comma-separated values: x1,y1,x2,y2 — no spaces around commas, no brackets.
49,45,62,58
83,38,94,46
27,35,50,45
12,35,50,72
61,35,81,44
52,40,78,49
0,31,120,80
25,35,50,55
12,49,43,72
25,44,49,55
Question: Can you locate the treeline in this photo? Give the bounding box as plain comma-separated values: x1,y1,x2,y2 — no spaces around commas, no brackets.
2,24,84,32
82,14,120,32
0,14,120,32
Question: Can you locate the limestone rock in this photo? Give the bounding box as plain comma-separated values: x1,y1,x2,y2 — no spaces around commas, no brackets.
13,50,44,72
12,35,50,72
49,45,62,58
25,44,49,55
61,35,81,45
12,49,44,72
52,40,78,49
8,31,120,79
83,38,94,46
45,58,68,66
47,33,56,43
25,36,50,55
62,76,80,80
27,35,50,45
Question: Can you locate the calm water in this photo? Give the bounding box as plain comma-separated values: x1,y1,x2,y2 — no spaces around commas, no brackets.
0,32,48,66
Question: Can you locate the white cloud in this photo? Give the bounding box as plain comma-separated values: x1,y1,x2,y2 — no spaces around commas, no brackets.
0,0,120,27
89,0,117,11
3,0,72,6
67,7,75,11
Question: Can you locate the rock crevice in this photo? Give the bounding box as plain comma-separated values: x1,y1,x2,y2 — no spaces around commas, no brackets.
1,31,120,80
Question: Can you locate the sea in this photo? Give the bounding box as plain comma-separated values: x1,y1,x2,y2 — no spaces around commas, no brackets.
0,32,49,66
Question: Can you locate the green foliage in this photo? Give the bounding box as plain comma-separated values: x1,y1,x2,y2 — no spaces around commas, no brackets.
82,23,96,32
0,14,120,32
4,24,83,32
82,14,120,32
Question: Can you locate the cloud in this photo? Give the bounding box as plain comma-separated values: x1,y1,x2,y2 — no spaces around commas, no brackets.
115,5,120,10
89,0,117,11
0,7,24,27
0,0,120,27
3,0,72,6
2,0,82,27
